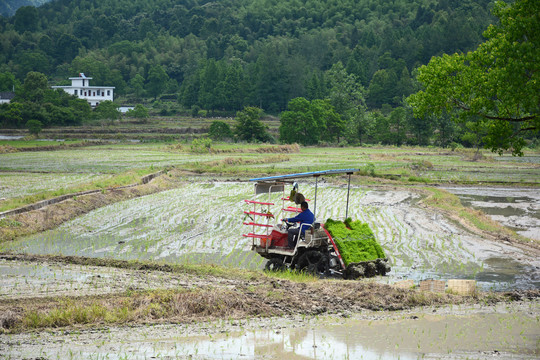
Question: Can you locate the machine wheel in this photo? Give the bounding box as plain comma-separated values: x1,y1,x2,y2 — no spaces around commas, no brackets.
297,250,329,275
265,258,284,272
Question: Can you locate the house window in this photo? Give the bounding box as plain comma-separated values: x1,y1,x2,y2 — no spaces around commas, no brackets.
93,92,96,96
107,90,110,96
97,90,100,96
74,90,78,95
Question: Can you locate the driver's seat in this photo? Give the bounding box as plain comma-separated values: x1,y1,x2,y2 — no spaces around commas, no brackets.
297,221,320,242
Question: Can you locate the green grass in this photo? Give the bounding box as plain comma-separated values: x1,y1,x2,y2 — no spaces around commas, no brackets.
263,269,319,282
0,139,84,148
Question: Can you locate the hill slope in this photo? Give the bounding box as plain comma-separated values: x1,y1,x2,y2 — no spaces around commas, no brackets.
0,0,496,113
0,0,50,16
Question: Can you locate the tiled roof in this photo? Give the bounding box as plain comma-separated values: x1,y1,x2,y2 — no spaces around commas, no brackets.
0,92,15,99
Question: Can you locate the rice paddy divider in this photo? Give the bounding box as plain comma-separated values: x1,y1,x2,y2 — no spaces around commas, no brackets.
0,171,164,219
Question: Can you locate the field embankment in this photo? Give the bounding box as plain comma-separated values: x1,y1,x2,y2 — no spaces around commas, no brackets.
2,253,537,334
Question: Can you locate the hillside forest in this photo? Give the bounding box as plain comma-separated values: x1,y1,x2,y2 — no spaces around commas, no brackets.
0,0,538,151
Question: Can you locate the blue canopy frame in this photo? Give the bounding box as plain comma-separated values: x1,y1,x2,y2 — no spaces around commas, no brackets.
249,168,359,219
249,168,359,182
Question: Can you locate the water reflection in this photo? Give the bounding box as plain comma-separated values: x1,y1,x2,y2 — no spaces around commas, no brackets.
16,307,537,359
443,187,540,240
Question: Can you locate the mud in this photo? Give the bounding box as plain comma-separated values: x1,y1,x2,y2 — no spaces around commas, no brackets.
1,300,538,359
0,257,210,299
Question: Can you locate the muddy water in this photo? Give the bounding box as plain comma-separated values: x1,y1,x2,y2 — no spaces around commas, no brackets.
443,187,540,241
1,301,538,359
2,182,539,291
0,258,205,299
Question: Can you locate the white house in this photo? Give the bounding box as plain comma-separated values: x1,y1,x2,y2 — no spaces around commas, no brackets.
0,92,15,104
52,73,114,107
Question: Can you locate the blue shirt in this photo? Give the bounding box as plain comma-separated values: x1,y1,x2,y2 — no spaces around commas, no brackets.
287,209,315,234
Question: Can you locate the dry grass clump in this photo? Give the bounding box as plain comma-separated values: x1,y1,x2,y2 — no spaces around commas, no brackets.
254,144,300,153
8,288,280,332
369,153,396,161
168,143,184,151
205,155,289,167
211,143,300,154
0,145,17,153
0,310,19,331
455,148,493,162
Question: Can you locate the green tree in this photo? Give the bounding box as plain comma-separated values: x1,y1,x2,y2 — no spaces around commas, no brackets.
367,69,398,108
407,0,539,155
370,111,393,145
306,72,326,101
325,62,366,143
312,99,343,143
217,61,245,111
208,120,233,141
26,119,43,135
14,50,51,78
55,33,82,63
433,112,458,148
146,65,169,100
0,103,24,127
93,101,120,120
252,48,289,113
14,6,39,33
408,114,433,146
0,72,19,92
130,74,145,99
235,106,270,142
280,97,318,145
198,59,220,112
125,104,148,120
279,97,338,145
388,107,408,146
19,72,48,103
461,119,489,157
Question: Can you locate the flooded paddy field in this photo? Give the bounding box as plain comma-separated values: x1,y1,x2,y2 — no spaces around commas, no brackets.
0,256,217,300
1,143,539,359
2,300,538,359
0,172,113,202
443,187,540,241
2,181,539,292
0,145,217,174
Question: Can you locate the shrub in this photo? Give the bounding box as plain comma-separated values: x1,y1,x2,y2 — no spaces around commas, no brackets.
449,142,463,151
191,105,200,117
125,104,149,120
410,160,433,170
358,163,376,176
26,119,42,135
190,137,212,153
208,120,233,140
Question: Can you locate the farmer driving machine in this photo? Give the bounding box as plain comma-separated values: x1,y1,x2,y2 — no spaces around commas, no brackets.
242,169,390,279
